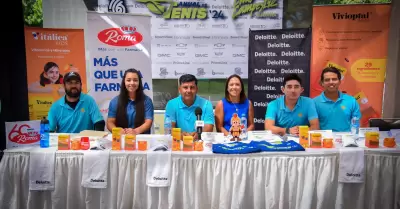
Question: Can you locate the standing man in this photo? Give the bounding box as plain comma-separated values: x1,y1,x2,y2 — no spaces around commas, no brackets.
265,74,319,135
165,74,214,139
48,72,105,133
314,67,361,132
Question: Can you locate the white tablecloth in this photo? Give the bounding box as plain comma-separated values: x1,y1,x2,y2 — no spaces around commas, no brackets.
0,148,399,209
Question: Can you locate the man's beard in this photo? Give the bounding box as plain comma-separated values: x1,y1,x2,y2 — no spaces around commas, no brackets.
65,88,81,98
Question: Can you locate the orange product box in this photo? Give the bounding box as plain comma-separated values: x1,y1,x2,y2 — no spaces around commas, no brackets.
125,134,136,150
310,133,322,148
365,132,380,148
138,140,148,151
112,127,122,150
323,138,334,148
299,126,309,148
71,138,81,150
194,140,203,151
58,134,70,150
383,137,396,148
183,136,194,151
172,128,181,151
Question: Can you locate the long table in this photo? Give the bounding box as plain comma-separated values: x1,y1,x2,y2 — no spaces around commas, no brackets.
0,147,399,209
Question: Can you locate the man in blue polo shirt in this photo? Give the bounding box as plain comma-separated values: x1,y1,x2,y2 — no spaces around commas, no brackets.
165,74,214,139
265,74,319,136
314,67,361,132
48,72,104,133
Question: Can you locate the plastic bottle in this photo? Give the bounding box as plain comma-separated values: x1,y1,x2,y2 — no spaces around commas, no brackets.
40,117,50,148
240,113,248,140
164,115,172,135
351,117,360,136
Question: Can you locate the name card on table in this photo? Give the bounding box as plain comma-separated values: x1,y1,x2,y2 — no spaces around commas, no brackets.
358,127,379,137
389,129,400,137
247,131,273,141
388,129,400,148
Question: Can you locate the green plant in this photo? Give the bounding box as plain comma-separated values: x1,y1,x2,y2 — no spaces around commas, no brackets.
22,0,43,27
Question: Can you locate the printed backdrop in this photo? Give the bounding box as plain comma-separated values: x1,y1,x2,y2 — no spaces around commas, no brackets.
87,0,284,78
24,27,87,120
311,4,391,127
248,28,312,130
86,12,153,120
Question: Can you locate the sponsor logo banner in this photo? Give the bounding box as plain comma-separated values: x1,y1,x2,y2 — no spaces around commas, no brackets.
89,0,283,78
248,28,311,130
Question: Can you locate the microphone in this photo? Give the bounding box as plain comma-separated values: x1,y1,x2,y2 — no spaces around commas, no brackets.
195,107,204,140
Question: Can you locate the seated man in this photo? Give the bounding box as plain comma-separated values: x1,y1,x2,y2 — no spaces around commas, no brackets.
314,67,361,132
265,74,319,135
165,74,214,139
48,72,105,133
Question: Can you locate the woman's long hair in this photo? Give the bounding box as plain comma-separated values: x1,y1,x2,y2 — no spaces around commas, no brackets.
115,68,145,128
39,62,63,86
225,74,247,103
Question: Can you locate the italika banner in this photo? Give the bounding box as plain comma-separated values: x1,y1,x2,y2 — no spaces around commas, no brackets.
311,4,391,127
86,12,153,120
86,0,284,78
24,27,87,121
248,28,312,130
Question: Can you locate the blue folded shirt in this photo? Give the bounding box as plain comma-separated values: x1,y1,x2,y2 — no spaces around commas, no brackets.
252,140,305,152
212,140,305,154
212,142,261,154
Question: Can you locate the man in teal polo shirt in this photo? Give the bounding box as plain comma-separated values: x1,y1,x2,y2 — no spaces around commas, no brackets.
265,74,319,135
48,72,104,133
314,67,361,132
165,74,214,139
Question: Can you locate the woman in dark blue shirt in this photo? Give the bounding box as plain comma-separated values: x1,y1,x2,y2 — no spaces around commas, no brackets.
215,74,254,137
107,68,154,134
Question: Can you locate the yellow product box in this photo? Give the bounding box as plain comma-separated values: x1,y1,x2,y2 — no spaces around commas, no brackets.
172,128,181,151
310,133,322,148
58,134,70,150
299,126,309,148
112,127,122,150
183,136,194,151
365,132,379,148
125,134,136,150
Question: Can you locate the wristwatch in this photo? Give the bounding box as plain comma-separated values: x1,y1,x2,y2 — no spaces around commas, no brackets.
285,127,290,134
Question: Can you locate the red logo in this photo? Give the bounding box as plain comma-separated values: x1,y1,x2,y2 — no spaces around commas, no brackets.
8,124,40,144
97,26,143,47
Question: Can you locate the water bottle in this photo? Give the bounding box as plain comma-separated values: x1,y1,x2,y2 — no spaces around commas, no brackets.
40,117,50,148
240,113,248,140
164,115,172,135
351,117,359,136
